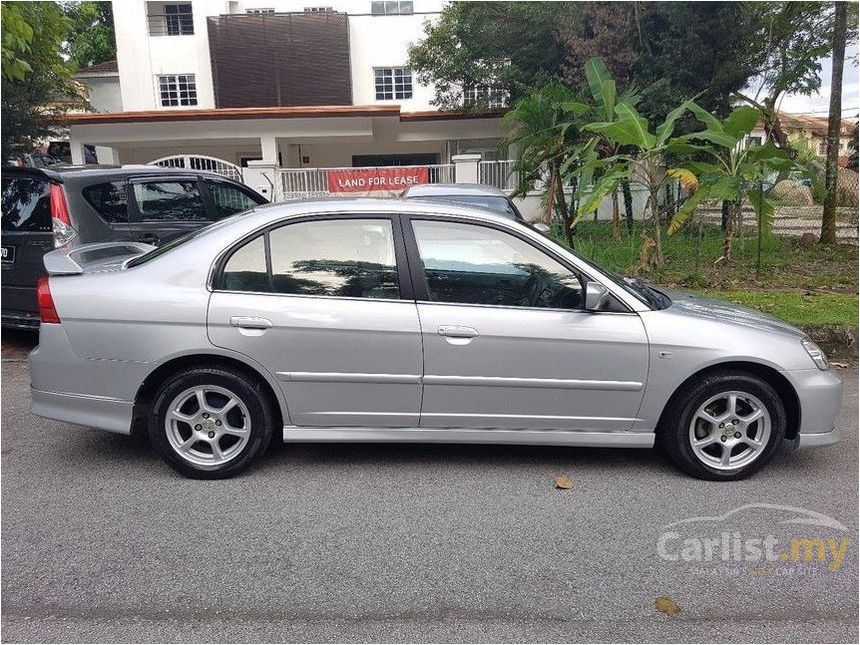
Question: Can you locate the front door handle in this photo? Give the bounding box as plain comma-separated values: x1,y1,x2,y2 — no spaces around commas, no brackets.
230,316,273,330
438,325,479,339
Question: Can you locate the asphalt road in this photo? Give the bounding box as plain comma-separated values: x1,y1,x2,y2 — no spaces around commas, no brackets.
1,331,858,643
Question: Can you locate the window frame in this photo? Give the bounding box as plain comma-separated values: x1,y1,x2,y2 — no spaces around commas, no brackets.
162,3,194,36
156,73,198,108
370,0,413,15
374,67,413,100
401,215,630,314
81,180,131,225
212,213,415,302
127,175,212,224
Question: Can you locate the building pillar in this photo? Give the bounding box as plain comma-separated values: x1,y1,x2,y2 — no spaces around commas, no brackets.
70,139,87,165
243,160,278,202
452,153,481,184
260,134,279,165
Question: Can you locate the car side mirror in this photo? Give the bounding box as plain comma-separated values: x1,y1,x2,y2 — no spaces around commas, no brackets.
532,223,550,235
585,281,610,311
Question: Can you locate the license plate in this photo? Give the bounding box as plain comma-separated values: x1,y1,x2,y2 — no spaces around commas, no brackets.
1,245,15,266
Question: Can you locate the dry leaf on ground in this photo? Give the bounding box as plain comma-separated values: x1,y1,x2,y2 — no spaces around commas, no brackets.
654,597,681,615
554,475,573,489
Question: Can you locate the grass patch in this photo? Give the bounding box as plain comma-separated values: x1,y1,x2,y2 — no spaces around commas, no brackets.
698,291,858,327
554,220,859,293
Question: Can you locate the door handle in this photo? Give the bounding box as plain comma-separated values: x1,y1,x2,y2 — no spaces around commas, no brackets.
438,325,479,339
230,316,273,330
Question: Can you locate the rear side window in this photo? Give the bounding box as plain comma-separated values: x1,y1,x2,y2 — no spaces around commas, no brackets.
82,181,129,223
133,181,208,221
222,235,268,292
1,175,52,232
206,181,262,219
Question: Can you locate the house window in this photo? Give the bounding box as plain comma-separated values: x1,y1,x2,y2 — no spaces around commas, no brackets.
148,3,193,36
463,84,508,109
304,6,333,11
746,136,762,148
246,8,275,13
375,67,412,100
371,1,413,16
158,74,198,107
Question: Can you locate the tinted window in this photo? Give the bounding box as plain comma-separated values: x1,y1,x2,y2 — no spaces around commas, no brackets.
1,175,52,232
206,181,262,219
268,219,399,299
133,181,208,221
412,220,582,309
82,181,129,223
222,235,268,292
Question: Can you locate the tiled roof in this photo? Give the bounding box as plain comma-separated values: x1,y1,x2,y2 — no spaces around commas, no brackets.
75,60,118,76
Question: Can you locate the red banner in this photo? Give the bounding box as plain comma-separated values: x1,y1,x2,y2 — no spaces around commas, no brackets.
326,166,430,195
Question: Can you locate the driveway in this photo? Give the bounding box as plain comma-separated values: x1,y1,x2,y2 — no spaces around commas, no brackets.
1,332,857,642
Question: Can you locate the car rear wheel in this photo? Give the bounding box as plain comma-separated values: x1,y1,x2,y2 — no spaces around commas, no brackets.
149,367,274,479
660,371,786,480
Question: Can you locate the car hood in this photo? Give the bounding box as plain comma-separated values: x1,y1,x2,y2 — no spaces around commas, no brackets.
662,289,806,339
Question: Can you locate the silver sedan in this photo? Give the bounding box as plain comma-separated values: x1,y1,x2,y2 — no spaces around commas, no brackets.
29,199,842,479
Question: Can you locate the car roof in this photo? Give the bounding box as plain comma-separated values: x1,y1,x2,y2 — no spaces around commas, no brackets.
1,164,231,182
402,183,508,197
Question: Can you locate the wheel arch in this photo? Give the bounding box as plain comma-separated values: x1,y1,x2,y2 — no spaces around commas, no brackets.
132,353,286,436
656,361,801,439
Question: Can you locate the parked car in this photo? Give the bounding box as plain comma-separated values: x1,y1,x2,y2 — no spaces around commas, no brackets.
30,199,841,480
1,165,266,329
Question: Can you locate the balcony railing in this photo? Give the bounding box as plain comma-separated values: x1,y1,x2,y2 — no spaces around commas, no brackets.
147,13,194,36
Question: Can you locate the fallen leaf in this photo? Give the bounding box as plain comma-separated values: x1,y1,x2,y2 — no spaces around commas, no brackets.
654,597,681,615
554,475,574,489
831,362,849,369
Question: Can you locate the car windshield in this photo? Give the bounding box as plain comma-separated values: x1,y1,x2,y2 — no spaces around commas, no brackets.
421,194,523,221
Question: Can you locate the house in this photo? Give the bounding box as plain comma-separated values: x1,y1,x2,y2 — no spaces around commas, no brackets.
69,0,512,200
747,112,857,166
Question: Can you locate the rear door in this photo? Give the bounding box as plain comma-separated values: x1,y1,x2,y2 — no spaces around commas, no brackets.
1,170,54,319
208,214,423,427
127,175,211,246
200,178,267,218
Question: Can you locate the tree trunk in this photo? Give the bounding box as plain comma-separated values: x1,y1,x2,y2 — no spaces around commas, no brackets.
650,189,664,267
611,188,621,241
821,1,847,245
553,169,575,248
721,199,730,231
621,179,634,233
722,200,734,262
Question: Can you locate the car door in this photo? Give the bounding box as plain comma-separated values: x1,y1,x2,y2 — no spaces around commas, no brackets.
404,216,649,432
208,214,423,427
127,175,211,246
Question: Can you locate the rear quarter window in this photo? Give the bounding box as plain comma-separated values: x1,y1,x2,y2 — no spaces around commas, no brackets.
82,181,129,223
1,175,52,232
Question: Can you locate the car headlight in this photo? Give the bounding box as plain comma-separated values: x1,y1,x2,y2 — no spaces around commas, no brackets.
802,339,830,370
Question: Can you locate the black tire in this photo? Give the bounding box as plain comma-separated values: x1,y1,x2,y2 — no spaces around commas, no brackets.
149,366,275,479
659,371,786,481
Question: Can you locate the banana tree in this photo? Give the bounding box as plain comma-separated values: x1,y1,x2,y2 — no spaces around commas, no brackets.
501,82,589,247
570,96,697,267
665,105,795,262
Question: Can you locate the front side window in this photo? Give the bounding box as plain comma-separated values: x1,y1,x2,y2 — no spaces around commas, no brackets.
371,1,413,15
374,67,412,100
158,74,197,107
412,220,583,309
205,181,263,219
219,219,400,299
82,181,129,223
133,181,208,221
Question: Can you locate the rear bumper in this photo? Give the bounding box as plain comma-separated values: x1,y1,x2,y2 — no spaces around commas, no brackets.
31,387,133,435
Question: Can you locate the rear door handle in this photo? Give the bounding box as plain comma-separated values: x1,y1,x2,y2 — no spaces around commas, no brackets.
438,325,479,339
230,316,272,330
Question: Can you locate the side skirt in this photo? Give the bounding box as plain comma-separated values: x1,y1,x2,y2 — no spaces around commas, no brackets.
282,426,655,448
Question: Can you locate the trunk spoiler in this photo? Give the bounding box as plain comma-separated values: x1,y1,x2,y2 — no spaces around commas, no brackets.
43,241,156,275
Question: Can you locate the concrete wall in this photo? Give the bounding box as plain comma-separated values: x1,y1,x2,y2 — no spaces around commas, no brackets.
82,76,124,113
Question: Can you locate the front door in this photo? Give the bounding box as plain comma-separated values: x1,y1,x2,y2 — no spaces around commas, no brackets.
208,215,422,427
406,217,649,432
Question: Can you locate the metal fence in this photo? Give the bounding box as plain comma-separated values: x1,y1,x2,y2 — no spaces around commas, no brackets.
149,155,243,182
479,160,518,191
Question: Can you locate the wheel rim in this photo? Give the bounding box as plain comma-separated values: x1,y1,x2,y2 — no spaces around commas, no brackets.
164,385,251,467
688,390,771,472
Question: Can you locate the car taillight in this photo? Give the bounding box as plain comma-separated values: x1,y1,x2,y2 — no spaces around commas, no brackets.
36,275,61,324
50,183,77,248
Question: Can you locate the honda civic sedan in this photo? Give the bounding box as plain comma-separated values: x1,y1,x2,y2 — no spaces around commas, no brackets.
29,199,842,479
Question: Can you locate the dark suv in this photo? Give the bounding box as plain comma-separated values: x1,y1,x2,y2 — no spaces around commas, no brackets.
1,165,266,329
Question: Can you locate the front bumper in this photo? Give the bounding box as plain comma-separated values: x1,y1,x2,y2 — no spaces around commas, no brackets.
783,367,843,449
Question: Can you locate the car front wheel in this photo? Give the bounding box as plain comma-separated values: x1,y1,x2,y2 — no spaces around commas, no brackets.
660,371,786,480
149,366,274,479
